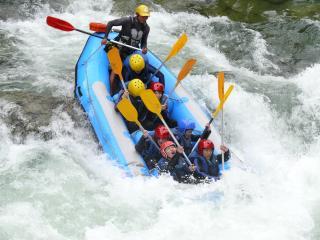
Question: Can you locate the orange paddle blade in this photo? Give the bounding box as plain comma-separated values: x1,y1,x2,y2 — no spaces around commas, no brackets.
213,85,234,118
140,90,162,117
107,47,123,80
165,33,188,62
218,72,225,101
177,59,196,82
117,98,140,126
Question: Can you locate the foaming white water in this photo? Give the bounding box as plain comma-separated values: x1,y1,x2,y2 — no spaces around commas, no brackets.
1,1,320,240
292,64,320,108
148,12,233,71
0,0,114,96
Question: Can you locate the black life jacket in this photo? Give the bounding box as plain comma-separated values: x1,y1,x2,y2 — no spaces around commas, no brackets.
116,16,147,48
196,154,220,178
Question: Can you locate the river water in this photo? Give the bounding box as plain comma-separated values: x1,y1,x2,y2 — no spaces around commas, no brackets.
0,0,319,239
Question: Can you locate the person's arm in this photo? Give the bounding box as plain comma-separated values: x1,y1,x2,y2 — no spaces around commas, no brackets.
190,127,212,142
135,132,149,154
104,17,130,39
191,134,201,142
216,149,231,163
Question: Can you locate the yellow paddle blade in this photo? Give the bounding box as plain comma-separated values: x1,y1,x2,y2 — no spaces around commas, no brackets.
165,33,188,62
218,72,225,101
107,47,124,80
140,89,162,117
212,85,234,118
116,98,140,125
177,58,196,82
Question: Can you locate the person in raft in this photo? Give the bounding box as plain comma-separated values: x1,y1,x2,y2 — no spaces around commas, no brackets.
158,141,196,183
101,4,150,95
111,52,165,95
115,79,153,133
191,139,230,181
135,125,170,169
147,81,177,129
124,53,164,86
175,119,211,156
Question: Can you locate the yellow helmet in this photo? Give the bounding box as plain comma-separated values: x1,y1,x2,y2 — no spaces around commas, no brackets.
128,79,145,97
129,54,145,72
135,4,150,17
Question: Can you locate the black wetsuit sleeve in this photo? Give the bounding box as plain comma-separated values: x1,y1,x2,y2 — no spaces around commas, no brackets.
141,25,150,49
148,64,165,84
105,17,130,38
201,128,211,139
191,134,200,142
190,128,211,142
135,135,148,153
216,149,231,163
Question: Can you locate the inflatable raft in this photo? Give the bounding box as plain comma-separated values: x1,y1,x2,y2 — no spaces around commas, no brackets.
75,31,230,177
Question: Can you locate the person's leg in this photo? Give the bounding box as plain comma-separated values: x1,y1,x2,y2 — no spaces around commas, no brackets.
109,70,116,96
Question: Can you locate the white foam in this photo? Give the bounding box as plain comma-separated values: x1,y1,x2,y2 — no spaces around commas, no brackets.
1,1,319,240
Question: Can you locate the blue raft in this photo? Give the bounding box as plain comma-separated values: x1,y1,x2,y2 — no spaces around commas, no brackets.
75,32,230,177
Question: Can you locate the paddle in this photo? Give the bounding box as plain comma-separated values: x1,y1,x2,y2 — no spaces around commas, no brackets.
140,89,192,165
218,72,225,171
188,84,234,157
164,58,197,105
116,98,160,151
107,47,128,92
150,33,188,79
46,16,141,51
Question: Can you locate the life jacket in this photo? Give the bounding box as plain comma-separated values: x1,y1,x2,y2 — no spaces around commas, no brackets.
124,54,150,83
115,16,148,48
193,153,220,178
176,134,194,156
158,154,192,183
130,95,148,122
142,140,161,162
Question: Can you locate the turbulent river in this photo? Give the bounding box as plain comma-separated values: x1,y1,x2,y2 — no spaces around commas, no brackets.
0,0,320,239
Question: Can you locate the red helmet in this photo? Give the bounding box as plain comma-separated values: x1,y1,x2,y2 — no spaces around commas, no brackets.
198,139,214,156
154,125,169,139
150,82,164,92
160,141,175,158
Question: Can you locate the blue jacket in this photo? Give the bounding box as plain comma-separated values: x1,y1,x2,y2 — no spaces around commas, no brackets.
135,134,161,169
158,153,193,183
175,128,211,156
123,52,165,85
191,150,230,179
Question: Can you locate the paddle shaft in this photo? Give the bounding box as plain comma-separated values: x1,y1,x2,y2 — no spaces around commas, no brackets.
163,85,177,105
160,117,192,166
137,125,160,151
75,29,142,51
188,118,214,157
149,60,166,80
118,75,128,93
221,109,225,171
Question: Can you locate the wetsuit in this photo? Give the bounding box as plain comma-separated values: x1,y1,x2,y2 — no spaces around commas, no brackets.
146,94,177,129
105,16,150,60
191,150,230,180
135,134,162,169
123,53,165,85
176,128,211,156
158,153,194,183
115,91,154,132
